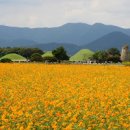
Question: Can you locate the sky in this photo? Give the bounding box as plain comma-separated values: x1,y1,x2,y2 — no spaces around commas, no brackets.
0,0,130,28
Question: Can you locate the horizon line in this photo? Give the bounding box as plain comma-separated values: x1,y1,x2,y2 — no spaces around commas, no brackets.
0,22,129,29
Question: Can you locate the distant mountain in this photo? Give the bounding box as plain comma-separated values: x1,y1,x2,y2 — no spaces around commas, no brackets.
82,32,130,51
1,23,130,54
1,23,130,47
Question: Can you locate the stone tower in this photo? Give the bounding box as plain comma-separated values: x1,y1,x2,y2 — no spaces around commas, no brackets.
121,45,129,62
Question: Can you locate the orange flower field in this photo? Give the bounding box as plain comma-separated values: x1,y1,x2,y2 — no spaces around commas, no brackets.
0,63,130,130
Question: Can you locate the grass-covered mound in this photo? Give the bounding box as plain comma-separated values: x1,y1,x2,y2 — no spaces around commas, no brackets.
0,53,27,61
42,51,57,62
42,51,54,58
70,49,94,61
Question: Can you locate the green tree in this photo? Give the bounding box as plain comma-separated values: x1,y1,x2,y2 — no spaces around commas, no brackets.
107,48,120,63
18,48,43,59
91,51,108,63
52,47,69,62
30,53,43,62
0,58,12,63
0,47,44,59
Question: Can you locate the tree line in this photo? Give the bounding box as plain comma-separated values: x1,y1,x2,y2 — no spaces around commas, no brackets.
91,48,121,63
0,47,69,62
0,46,125,63
0,47,43,58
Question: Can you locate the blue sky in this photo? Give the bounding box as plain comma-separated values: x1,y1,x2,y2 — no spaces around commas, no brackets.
0,0,130,28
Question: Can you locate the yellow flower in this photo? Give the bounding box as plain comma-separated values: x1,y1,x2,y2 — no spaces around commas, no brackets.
0,64,130,129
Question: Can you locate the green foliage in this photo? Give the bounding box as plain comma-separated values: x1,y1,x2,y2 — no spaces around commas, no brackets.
0,58,12,63
43,56,57,62
0,47,121,63
0,47,43,59
91,51,108,63
122,62,130,66
107,48,121,62
30,53,43,62
91,48,121,63
70,49,94,61
0,53,27,61
19,48,43,58
107,48,120,56
52,47,69,61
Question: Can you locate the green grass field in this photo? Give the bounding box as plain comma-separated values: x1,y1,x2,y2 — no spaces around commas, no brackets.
70,49,94,61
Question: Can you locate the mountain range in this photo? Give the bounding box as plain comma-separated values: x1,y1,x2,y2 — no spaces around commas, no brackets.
0,23,130,55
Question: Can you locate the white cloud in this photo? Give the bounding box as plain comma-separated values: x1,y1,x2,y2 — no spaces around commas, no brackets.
0,0,130,28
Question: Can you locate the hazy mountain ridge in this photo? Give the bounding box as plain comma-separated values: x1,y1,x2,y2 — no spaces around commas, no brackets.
82,31,130,51
0,23,130,55
0,23,130,46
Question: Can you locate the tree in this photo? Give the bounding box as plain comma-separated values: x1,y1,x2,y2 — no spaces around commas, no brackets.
18,48,43,59
107,48,120,63
107,48,120,56
0,47,44,59
91,51,108,63
91,48,121,63
0,58,12,63
30,53,43,62
52,47,69,62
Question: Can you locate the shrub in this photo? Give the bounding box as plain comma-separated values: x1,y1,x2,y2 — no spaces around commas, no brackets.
0,58,12,63
43,56,57,63
122,61,130,66
30,53,43,62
